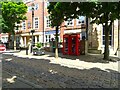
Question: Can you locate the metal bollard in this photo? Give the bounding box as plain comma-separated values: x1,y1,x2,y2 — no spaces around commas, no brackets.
26,47,28,55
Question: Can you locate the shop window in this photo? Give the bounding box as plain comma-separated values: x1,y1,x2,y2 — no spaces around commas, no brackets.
37,36,39,42
45,35,51,43
48,35,50,42
45,35,47,42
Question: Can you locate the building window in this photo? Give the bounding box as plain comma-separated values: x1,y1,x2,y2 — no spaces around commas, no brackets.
45,2,49,8
24,0,34,4
27,21,31,29
27,3,38,12
34,3,39,10
102,26,113,46
65,19,74,26
47,2,49,7
22,21,26,30
1,36,8,43
76,16,85,25
28,6,31,12
46,16,51,27
34,17,39,29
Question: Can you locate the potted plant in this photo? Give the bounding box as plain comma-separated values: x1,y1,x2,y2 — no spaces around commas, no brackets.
32,46,38,54
36,42,42,49
33,42,44,55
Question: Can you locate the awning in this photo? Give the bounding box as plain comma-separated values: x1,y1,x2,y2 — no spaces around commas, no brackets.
45,30,60,34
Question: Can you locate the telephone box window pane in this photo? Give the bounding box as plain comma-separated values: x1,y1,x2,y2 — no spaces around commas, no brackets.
64,38,68,52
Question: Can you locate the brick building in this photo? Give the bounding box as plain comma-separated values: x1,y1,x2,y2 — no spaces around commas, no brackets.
0,0,119,55
19,0,44,47
19,0,86,48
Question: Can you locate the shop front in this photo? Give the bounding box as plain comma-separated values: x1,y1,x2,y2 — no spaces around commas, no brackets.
45,30,60,43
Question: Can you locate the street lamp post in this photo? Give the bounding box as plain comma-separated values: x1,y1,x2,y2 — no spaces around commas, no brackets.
30,3,35,53
30,29,35,53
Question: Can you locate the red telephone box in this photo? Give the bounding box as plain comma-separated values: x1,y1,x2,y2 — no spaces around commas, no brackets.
63,33,80,56
63,34,70,55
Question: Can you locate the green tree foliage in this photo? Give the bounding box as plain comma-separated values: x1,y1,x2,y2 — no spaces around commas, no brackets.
0,0,22,3
48,2,68,27
48,2,81,58
48,2,66,58
69,2,120,60
1,2,27,50
48,2,120,60
1,2,27,34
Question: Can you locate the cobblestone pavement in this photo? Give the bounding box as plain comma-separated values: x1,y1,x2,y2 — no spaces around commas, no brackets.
2,71,36,88
2,54,120,88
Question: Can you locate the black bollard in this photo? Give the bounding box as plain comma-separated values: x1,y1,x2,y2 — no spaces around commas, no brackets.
26,47,28,55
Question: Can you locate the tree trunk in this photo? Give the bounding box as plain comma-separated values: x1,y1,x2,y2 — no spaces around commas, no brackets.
104,25,110,60
13,34,16,50
8,33,11,49
55,26,59,58
85,17,89,54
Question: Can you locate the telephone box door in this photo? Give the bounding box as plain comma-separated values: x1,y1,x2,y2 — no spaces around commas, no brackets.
69,35,76,55
63,35,70,55
70,34,80,56
76,34,80,55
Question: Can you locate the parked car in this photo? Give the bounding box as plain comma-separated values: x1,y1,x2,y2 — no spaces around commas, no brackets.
0,42,6,51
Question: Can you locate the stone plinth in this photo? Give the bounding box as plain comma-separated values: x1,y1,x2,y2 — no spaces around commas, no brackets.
117,49,120,58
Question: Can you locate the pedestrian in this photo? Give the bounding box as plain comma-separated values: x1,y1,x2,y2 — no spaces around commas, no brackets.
27,39,32,53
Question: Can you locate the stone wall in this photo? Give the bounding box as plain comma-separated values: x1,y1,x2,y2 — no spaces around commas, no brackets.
88,20,119,54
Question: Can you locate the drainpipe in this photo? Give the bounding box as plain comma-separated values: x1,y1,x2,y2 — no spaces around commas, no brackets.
43,1,45,47
118,20,120,50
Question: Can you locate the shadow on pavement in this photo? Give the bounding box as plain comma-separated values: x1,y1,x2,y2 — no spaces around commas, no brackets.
46,52,120,63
